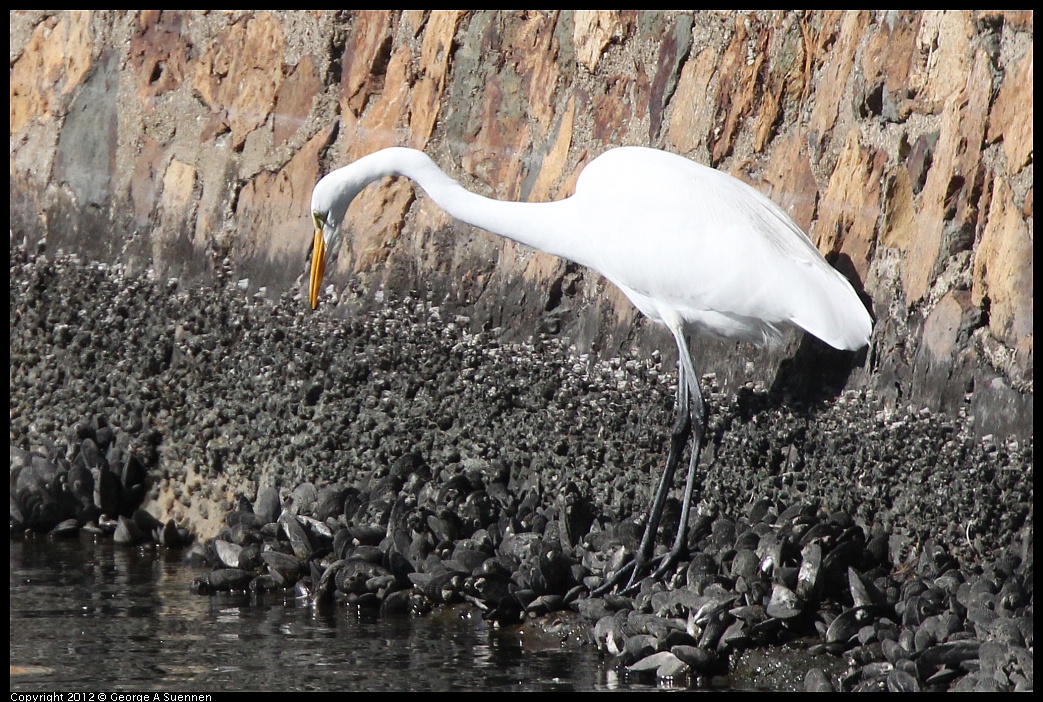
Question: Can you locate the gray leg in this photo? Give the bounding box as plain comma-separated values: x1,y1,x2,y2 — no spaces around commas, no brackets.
592,331,704,595
671,335,707,551
650,334,706,580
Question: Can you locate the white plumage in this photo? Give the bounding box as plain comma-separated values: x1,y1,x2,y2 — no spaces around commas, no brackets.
309,146,871,592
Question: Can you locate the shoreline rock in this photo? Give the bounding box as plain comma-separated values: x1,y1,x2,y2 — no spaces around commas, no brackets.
10,241,1033,691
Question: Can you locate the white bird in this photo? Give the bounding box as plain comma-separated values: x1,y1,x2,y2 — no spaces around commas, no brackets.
308,146,872,593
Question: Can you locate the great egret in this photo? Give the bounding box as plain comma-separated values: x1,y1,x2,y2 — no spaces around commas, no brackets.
308,146,872,593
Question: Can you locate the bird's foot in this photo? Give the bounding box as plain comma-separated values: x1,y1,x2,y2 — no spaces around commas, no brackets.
590,558,643,597
648,546,684,583
590,544,687,597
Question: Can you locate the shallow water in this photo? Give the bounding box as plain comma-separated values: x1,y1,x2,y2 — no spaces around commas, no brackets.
10,535,656,692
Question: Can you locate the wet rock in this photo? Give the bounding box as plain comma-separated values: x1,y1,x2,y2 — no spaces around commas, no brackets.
765,583,804,621
826,606,889,645
213,539,243,569
159,519,193,547
628,650,689,680
113,515,146,545
279,513,313,559
202,568,253,592
261,550,305,585
671,644,720,675
804,667,836,691
337,560,390,595
290,482,318,516
347,525,385,547
253,486,282,523
9,243,1035,691
49,518,81,539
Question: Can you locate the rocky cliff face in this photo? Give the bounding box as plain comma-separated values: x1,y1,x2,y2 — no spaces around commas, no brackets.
9,11,1033,438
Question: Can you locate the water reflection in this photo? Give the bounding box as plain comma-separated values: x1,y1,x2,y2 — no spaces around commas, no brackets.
10,535,639,692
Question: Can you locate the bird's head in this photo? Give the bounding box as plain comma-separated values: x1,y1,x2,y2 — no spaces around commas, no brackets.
308,169,360,309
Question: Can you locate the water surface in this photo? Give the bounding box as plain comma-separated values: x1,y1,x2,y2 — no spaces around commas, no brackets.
10,535,653,692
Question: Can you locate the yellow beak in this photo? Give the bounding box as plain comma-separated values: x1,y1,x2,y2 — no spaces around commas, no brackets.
308,227,325,310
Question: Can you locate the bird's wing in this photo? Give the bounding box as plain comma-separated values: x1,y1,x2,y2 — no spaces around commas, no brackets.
575,151,868,349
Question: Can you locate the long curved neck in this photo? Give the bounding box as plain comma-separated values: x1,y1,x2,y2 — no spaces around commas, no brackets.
351,147,582,264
